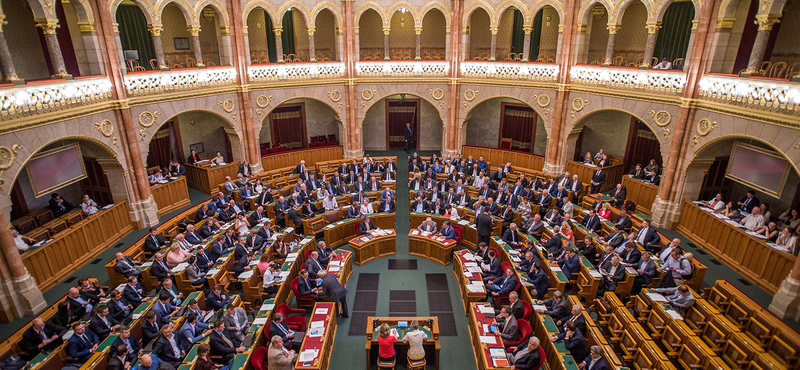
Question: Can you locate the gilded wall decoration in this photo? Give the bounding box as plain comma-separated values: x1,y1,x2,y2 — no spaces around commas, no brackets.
648,110,672,137
217,99,238,121
0,144,22,190
94,119,118,147
569,98,590,119
360,89,376,110
255,95,274,116
429,88,444,109
138,111,160,141
462,89,480,109
326,90,343,110
691,118,719,146
531,94,551,117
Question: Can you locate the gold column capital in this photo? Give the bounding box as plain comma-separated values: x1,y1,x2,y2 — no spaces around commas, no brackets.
242,26,248,34
220,26,231,36
490,26,498,34
558,24,564,33
755,14,780,31
576,24,587,34
645,22,662,33
523,25,533,34
112,23,120,34
35,18,60,35
414,26,422,35
148,24,163,36
187,25,201,36
462,25,469,34
274,27,283,36
307,27,316,36
383,27,391,35
77,21,95,34
717,18,735,29
606,23,622,34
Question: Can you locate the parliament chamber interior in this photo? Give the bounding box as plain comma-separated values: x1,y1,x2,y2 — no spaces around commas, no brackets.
0,0,799,369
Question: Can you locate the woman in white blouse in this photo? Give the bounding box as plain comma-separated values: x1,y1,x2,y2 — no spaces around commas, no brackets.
445,205,460,220
518,197,532,224
262,262,281,296
402,320,427,361
211,151,226,165
235,213,251,234
360,197,374,216
776,227,797,255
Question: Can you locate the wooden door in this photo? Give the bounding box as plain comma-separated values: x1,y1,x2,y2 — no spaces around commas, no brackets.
386,99,419,150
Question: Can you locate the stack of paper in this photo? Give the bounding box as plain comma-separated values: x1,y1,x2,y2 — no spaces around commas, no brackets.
141,261,153,268
478,305,495,314
315,307,329,315
253,317,268,325
550,266,562,272
260,302,275,311
479,336,497,344
299,349,319,362
532,304,547,311
646,293,668,302
239,271,254,280
666,310,684,320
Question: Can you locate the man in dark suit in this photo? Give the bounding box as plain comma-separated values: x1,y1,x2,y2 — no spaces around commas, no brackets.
269,313,305,349
552,321,588,363
108,344,137,370
557,305,588,336
737,190,760,213
580,345,610,370
194,204,209,223
89,305,120,341
122,276,148,308
598,256,626,294
619,242,642,266
558,248,580,281
152,325,185,368
628,164,645,180
110,326,141,357
21,318,64,359
67,322,99,362
527,262,550,300
404,122,414,153
106,291,132,322
153,293,180,326
287,203,304,234
542,208,562,227
411,195,430,213
143,227,168,256
631,252,658,295
485,267,519,305
185,224,204,245
140,312,160,347
313,271,350,317
294,160,308,175
238,160,253,178
582,209,601,232
440,221,458,240
306,251,325,278
358,215,377,235
553,187,570,207
590,169,606,194
475,207,494,246
210,320,244,363
255,189,273,208
610,183,627,207
379,197,396,213
535,291,570,322
502,223,521,247
49,193,74,217
507,337,543,370
500,204,515,232
481,250,503,283
114,252,141,278
150,253,171,283
297,270,316,296
634,220,661,253
615,210,632,232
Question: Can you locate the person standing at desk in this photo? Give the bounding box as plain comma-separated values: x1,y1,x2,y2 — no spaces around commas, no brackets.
404,122,414,154
313,271,349,318
476,206,493,246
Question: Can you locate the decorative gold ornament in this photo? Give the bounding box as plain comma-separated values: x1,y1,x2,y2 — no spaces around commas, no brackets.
692,118,719,146
202,8,216,23
327,90,342,102
533,94,550,108
218,99,235,113
138,111,159,127
429,88,444,101
649,110,671,127
0,143,22,189
94,119,118,146
361,89,375,101
256,95,274,108
570,98,590,119
464,89,478,102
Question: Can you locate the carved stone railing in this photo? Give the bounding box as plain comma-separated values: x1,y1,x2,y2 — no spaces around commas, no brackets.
698,75,800,117
570,65,685,96
0,77,113,121
460,61,559,82
248,62,345,83
124,67,237,97
356,61,449,78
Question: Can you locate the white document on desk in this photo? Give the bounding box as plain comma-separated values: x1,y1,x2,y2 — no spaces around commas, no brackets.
480,336,497,344
315,307,329,315
299,349,319,362
253,317,268,325
647,293,669,302
478,305,495,314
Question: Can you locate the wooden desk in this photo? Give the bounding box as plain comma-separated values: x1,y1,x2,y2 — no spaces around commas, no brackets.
22,200,133,291
462,145,545,171
467,302,511,370
348,229,396,265
321,213,395,248
295,302,337,370
621,176,658,217
409,212,478,250
262,145,343,171
365,317,440,370
408,231,457,265
566,160,626,194
185,161,240,195
453,250,487,316
677,200,795,294
152,176,192,217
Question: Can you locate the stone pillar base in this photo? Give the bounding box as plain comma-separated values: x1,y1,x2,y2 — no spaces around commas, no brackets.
441,148,460,157
130,197,160,227
791,75,800,82
542,162,564,176
12,273,46,316
638,65,650,70
0,278,18,321
738,69,761,77
769,275,800,321
251,162,264,174
344,149,364,159
650,196,681,228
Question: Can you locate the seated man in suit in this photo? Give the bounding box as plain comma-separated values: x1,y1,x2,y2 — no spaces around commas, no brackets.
143,227,168,256
631,252,658,295
627,164,645,180
502,223,521,247
610,183,627,207
206,285,230,311
88,305,120,341
598,256,626,294
111,326,142,358
149,252,171,283
185,224,204,245
114,252,141,278
67,322,99,363
152,325,185,368
411,195,430,213
315,241,336,267
582,209,601,232
515,251,539,274
619,242,642,267
737,189,760,213
551,321,588,363
542,226,564,256
346,202,361,219
122,276,149,310
535,290,570,321
634,220,661,253
579,345,610,370
485,267,519,305
210,320,244,364
543,208,562,227
527,262,551,300
523,214,545,237
140,312,161,347
492,306,519,343
557,305,588,336
233,252,254,279
224,304,250,344
481,250,503,283
153,292,181,326
108,344,137,370
506,337,543,370
306,251,325,278
439,221,457,240
417,217,438,233
615,210,632,232
558,248,580,281
296,269,316,297
106,291,133,322
269,313,305,349
20,318,64,359
358,215,378,235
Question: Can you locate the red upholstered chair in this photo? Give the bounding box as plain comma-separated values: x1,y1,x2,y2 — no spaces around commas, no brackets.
275,303,307,330
452,224,464,247
305,249,314,260
354,221,362,235
490,247,500,258
521,300,533,322
500,138,512,149
251,346,269,370
290,278,316,308
503,319,531,349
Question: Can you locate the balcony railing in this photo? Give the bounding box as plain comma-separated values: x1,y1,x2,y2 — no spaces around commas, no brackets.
124,67,237,97
570,65,686,96
248,62,345,83
356,61,449,77
460,61,559,82
698,75,800,117
0,77,113,121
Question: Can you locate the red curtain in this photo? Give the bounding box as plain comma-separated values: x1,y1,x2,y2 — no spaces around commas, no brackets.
387,100,418,149
271,105,306,149
501,105,536,151
147,127,172,169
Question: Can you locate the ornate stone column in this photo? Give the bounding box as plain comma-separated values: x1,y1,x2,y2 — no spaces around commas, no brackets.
602,23,621,67
0,15,22,84
274,27,284,63
36,18,71,78
640,22,661,69
0,213,46,320
444,0,464,157
555,24,564,63
415,26,422,60
383,27,390,61
242,26,251,65
522,25,533,62
489,26,498,61
77,22,105,75
574,24,589,64
188,25,205,68
148,24,168,70
307,27,316,62
547,0,579,174
219,26,233,66
461,25,470,60
341,0,362,158
741,15,780,76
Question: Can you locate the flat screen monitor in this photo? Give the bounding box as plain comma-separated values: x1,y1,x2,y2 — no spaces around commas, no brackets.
726,142,789,198
25,143,87,198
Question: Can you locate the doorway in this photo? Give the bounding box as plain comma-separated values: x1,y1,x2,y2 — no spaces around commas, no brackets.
385,98,420,150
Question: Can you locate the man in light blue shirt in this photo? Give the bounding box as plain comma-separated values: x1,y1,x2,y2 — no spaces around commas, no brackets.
654,285,695,315
179,311,210,351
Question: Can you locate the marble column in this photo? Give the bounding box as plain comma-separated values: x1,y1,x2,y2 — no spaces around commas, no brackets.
640,22,661,69
36,18,71,78
0,213,46,318
78,22,105,75
769,255,800,320
574,24,589,64
461,26,470,60
307,27,316,62
555,25,564,64
522,26,532,62
602,24,621,67
243,27,251,65
113,23,127,73
148,24,169,70
741,15,780,76
489,26,498,61
415,26,422,60
0,15,22,84
275,27,284,63
383,27,390,61
188,26,205,68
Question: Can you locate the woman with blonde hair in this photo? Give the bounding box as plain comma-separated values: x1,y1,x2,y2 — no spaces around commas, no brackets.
403,320,427,361
561,221,575,243
598,202,612,220
377,323,398,363
166,244,191,268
